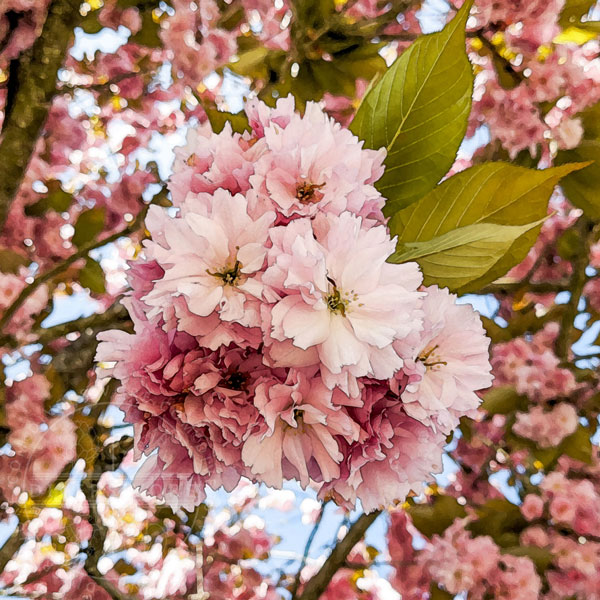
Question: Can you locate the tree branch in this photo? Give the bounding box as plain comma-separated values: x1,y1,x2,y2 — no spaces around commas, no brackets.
82,436,134,600
39,302,130,344
0,204,149,334
0,0,83,229
555,219,592,360
297,510,382,600
289,501,328,599
468,29,524,87
0,524,24,575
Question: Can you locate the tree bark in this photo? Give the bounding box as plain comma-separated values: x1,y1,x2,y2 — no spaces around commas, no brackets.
0,0,83,229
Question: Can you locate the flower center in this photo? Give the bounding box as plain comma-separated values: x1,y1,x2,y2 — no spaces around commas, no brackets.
207,259,242,286
326,287,348,316
324,276,356,316
222,371,248,391
295,181,325,204
418,344,447,371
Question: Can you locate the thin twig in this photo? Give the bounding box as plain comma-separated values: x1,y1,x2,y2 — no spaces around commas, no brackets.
555,219,592,360
289,501,328,599
0,205,149,334
297,510,382,600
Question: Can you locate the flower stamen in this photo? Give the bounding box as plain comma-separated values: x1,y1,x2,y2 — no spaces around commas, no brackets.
295,181,325,204
207,259,243,286
418,344,448,369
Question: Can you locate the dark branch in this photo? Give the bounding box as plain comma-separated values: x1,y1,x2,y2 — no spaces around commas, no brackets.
0,0,83,229
82,436,134,600
555,219,591,360
290,501,328,599
297,510,382,600
0,524,24,575
0,203,149,334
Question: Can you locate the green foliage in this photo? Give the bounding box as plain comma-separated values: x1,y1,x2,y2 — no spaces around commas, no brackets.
509,423,594,468
388,219,546,291
408,495,466,538
205,108,251,134
229,0,389,107
0,248,29,274
467,499,526,547
72,207,106,248
430,584,454,599
388,162,587,292
560,424,594,464
556,103,600,220
481,387,528,415
502,546,554,574
79,258,106,294
130,8,163,48
559,0,597,27
350,0,474,214
79,11,103,34
24,182,73,217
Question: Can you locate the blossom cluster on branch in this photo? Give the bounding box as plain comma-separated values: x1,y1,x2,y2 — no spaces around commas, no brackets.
1,0,600,598
97,96,493,513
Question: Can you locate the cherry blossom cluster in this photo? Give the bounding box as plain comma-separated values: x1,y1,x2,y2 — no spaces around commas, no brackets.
0,375,76,501
0,473,285,599
462,0,600,158
491,323,579,403
97,96,493,512
391,514,542,600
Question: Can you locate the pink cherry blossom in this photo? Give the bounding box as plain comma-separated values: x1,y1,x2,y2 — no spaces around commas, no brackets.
265,212,424,384
398,286,493,433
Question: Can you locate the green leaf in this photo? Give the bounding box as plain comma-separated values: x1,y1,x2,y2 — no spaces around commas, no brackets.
72,207,106,248
481,387,527,415
577,20,600,33
389,219,546,291
350,0,474,213
430,584,454,600
556,141,600,219
561,424,593,464
205,108,251,134
502,546,553,574
559,0,597,27
229,46,271,78
79,12,103,34
79,258,106,294
408,495,466,538
183,503,209,532
557,227,583,261
25,185,73,217
388,162,588,292
130,9,163,48
0,248,29,274
468,499,526,547
555,102,600,218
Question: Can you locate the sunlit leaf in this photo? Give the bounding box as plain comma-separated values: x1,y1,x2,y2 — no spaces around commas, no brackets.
72,207,106,248
389,220,546,291
350,0,474,213
389,162,588,292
